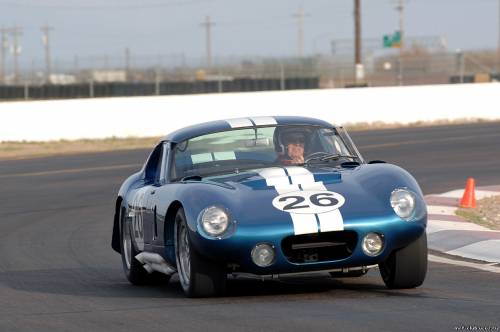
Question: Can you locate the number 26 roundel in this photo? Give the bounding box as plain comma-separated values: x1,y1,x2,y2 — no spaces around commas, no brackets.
272,191,345,214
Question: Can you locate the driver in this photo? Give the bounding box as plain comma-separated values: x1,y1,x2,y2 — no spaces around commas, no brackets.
278,130,306,165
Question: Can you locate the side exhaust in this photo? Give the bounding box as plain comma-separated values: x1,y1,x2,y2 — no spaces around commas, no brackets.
135,252,176,275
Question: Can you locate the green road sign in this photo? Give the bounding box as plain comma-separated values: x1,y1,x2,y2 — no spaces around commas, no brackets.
383,31,402,48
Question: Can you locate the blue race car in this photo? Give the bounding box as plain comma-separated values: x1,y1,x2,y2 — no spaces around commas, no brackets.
111,116,427,297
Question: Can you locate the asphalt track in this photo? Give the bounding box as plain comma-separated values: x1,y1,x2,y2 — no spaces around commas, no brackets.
0,122,499,331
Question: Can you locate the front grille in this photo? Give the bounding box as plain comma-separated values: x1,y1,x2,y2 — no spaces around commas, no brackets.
281,231,358,263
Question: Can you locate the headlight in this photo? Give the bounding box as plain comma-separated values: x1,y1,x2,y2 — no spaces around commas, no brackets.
362,233,384,256
390,188,416,220
200,206,230,237
251,243,276,267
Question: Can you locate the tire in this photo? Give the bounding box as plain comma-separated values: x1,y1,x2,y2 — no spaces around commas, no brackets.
120,201,170,285
379,232,428,289
330,269,367,278
175,208,226,297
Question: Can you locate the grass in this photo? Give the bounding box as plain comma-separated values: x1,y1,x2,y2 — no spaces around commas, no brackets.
455,195,500,230
455,209,491,228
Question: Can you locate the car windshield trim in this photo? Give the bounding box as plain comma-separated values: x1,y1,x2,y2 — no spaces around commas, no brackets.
170,125,362,181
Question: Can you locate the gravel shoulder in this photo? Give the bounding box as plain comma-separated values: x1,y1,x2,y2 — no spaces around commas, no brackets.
456,196,500,230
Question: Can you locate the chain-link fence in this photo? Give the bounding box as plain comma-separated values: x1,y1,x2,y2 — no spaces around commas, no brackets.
1,49,499,100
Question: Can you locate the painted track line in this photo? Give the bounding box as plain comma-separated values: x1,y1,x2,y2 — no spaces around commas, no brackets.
0,163,141,178
428,254,500,274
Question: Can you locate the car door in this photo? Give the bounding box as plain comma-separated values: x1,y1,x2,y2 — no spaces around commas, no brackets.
142,142,170,247
139,142,163,248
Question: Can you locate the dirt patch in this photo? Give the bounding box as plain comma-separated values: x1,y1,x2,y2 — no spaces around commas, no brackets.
346,118,497,131
0,136,161,161
456,195,500,230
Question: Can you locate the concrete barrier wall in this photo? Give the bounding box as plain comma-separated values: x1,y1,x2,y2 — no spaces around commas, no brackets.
1,83,499,142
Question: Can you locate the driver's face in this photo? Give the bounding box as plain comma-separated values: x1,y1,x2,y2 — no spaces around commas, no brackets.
284,133,305,163
287,142,304,161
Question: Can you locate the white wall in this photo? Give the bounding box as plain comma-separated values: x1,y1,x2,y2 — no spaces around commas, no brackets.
1,83,499,142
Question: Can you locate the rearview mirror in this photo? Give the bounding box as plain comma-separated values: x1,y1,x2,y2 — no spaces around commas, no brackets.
245,138,270,147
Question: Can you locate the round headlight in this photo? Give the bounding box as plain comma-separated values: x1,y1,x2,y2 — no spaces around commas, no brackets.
251,243,276,267
200,206,230,237
390,189,416,220
362,233,384,256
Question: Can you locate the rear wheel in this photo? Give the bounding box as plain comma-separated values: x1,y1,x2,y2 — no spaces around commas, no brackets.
175,208,226,297
120,202,150,285
379,232,428,289
120,201,170,285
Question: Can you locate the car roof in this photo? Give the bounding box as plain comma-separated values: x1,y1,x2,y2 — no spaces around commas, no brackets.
163,116,335,143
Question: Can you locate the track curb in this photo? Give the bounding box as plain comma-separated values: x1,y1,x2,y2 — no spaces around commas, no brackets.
426,186,500,264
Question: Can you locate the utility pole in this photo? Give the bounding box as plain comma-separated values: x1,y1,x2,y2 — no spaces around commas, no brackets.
395,0,404,85
73,55,79,74
41,24,53,83
0,27,7,84
498,0,500,72
200,15,215,68
124,47,130,81
354,0,364,83
9,27,23,85
293,6,308,58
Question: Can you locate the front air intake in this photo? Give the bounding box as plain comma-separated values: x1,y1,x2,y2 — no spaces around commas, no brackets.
281,231,358,263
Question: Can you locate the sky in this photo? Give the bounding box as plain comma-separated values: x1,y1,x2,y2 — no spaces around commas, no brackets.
0,0,499,70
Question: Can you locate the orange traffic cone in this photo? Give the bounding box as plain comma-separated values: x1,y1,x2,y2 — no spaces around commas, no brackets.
459,178,477,208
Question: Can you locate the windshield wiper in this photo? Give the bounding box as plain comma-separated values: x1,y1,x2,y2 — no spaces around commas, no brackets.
305,153,357,165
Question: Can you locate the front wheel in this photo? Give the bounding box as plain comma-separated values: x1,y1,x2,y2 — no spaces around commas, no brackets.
379,232,428,289
175,208,226,297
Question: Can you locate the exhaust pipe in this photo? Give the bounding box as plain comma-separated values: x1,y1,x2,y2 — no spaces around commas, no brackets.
135,252,176,275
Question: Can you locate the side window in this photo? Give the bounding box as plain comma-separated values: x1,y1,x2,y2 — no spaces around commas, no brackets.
144,144,163,183
159,143,170,183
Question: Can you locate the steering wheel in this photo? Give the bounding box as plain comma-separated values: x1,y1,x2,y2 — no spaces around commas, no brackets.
304,151,332,164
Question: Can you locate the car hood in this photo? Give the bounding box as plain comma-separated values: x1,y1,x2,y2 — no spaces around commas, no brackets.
189,164,423,226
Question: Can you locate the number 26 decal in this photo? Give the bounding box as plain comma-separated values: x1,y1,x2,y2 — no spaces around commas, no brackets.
272,191,345,214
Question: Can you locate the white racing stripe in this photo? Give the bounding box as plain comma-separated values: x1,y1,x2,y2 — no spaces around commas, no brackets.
226,116,277,128
226,118,253,128
258,166,344,235
318,209,344,232
250,116,277,126
285,167,344,233
289,214,320,235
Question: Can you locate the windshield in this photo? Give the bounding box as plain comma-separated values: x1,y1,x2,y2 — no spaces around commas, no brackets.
171,125,361,180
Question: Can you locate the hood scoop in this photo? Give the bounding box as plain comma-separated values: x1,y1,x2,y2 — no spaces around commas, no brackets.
340,161,360,169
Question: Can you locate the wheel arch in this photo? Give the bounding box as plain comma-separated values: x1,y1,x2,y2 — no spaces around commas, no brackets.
111,196,124,253
164,200,184,246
